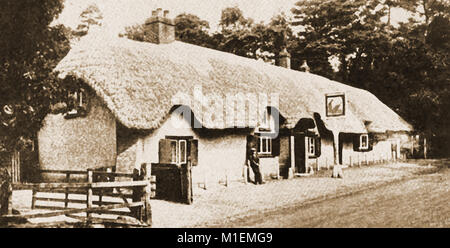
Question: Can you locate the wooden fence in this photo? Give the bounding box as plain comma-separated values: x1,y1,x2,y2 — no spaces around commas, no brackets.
4,164,156,227
10,151,21,183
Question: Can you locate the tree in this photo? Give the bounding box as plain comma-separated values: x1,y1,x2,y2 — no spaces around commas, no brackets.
253,13,296,64
0,0,70,153
72,4,104,39
175,13,215,48
292,0,389,81
292,0,450,157
215,7,260,58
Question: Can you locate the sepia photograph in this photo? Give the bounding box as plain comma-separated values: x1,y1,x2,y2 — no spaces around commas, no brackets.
0,0,449,233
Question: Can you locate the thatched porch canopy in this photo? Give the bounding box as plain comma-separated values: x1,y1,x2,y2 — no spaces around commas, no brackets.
55,34,412,134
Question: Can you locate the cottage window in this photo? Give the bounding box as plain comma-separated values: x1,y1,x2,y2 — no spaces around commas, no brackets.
170,140,178,164
258,136,272,155
159,138,198,165
169,139,187,164
179,140,187,164
64,88,88,119
307,136,315,155
360,134,369,150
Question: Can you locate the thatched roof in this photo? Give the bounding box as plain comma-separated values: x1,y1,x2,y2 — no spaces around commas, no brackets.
55,33,412,133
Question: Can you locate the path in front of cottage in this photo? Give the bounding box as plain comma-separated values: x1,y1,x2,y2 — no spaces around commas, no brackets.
10,160,447,227
150,159,448,228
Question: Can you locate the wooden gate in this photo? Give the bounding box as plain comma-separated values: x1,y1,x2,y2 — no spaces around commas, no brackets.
3,164,155,227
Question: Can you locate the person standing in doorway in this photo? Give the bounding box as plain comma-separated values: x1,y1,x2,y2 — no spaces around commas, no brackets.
248,148,264,185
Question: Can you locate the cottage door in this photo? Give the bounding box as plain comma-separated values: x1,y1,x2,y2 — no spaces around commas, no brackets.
156,138,198,204
294,133,306,173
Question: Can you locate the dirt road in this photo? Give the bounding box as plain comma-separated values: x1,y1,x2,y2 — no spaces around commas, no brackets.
204,168,450,227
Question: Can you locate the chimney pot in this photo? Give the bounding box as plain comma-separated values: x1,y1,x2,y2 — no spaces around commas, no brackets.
276,47,291,69
145,8,175,44
156,8,163,17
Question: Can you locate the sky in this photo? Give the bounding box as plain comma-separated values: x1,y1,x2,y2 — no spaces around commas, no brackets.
56,0,299,35
55,0,416,36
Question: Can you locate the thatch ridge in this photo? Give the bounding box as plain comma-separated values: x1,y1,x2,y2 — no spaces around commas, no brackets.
55,34,412,133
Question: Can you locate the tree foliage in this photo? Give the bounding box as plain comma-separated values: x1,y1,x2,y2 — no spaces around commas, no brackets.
72,3,103,38
0,0,70,152
291,0,450,156
175,13,215,48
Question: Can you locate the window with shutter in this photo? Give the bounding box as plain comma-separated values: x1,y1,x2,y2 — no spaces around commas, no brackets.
307,136,315,156
353,134,372,152
160,138,193,165
64,88,88,119
179,140,187,164
360,134,369,150
170,140,178,164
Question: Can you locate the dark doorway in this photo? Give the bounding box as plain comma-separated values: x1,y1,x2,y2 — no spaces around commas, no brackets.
295,133,306,173
151,162,192,204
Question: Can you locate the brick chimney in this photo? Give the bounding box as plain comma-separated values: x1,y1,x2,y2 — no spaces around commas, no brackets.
144,8,175,44
276,47,291,69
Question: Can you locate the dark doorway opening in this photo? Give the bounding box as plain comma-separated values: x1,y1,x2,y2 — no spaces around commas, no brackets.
295,133,306,173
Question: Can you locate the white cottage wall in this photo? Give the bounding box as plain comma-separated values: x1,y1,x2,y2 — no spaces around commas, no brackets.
128,112,248,191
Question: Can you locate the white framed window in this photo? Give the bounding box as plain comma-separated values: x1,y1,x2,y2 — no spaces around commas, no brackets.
170,140,178,164
65,88,88,118
179,140,187,164
360,134,369,150
258,136,272,155
307,136,315,155
169,139,187,164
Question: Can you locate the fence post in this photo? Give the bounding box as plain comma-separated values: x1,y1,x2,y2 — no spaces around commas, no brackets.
65,173,70,208
349,156,352,167
86,169,93,222
316,158,319,171
31,188,37,209
131,167,141,220
141,163,152,226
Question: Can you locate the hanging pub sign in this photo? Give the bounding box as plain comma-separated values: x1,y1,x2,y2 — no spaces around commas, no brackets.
325,93,345,117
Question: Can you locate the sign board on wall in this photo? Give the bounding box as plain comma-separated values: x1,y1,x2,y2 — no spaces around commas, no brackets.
325,93,345,117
